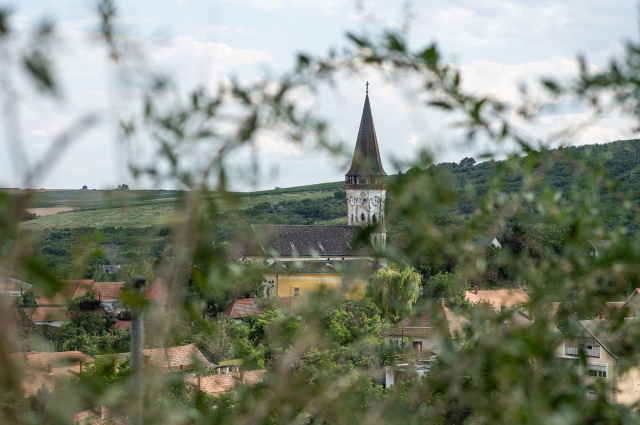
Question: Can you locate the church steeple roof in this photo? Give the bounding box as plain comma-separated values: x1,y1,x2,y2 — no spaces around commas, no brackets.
346,90,387,177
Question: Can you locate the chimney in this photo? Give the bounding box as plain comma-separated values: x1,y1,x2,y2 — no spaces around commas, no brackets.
240,367,245,383
500,305,508,317
416,344,421,362
474,286,479,295
113,359,119,372
440,298,445,307
47,363,52,375
144,355,151,370
79,361,84,374
197,373,202,389
100,405,106,420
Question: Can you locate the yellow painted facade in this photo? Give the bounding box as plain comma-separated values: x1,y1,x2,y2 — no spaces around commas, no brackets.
555,336,640,404
263,272,367,300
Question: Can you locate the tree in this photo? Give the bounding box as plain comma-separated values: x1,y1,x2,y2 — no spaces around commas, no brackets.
82,185,88,190
459,157,476,167
366,262,421,322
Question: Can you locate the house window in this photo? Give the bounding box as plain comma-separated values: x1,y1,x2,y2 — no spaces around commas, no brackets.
588,363,607,378
294,287,300,297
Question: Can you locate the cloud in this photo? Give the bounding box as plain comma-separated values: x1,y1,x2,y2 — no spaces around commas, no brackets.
173,0,189,5
214,0,347,12
28,129,48,137
406,132,421,145
204,26,257,36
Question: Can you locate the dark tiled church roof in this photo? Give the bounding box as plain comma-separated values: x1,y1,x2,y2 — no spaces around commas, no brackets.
346,94,386,177
248,225,373,258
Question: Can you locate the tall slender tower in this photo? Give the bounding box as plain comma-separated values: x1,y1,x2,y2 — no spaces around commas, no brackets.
345,83,387,249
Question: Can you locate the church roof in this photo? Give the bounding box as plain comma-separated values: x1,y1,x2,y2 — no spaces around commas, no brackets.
346,94,386,177
247,225,373,258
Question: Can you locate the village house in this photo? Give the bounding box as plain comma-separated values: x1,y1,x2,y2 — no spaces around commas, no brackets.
555,316,640,404
186,369,266,396
0,277,32,297
13,351,95,397
96,344,214,372
464,287,531,313
221,296,306,322
382,299,470,388
261,260,378,300
74,406,128,425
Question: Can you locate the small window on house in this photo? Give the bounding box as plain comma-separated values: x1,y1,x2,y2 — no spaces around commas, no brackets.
294,287,300,297
588,364,607,378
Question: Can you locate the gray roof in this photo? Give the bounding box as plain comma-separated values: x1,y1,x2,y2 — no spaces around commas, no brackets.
247,225,373,258
265,259,381,274
102,265,121,273
580,318,640,357
346,94,386,177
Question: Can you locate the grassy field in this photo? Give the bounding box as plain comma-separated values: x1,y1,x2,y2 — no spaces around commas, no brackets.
16,184,344,230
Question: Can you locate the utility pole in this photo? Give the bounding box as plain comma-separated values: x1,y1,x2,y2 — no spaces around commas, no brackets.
128,276,146,425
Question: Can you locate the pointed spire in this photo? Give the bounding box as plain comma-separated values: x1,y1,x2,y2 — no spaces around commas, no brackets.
346,90,386,178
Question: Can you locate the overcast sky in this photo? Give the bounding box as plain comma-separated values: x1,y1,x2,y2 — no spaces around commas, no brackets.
1,0,639,191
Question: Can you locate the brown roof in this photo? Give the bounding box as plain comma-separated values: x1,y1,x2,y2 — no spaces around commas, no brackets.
464,288,530,309
114,318,131,331
145,278,168,306
606,301,625,310
382,304,470,339
92,282,125,301
221,298,264,319
14,350,95,397
97,344,211,371
186,370,266,396
28,280,95,323
24,351,95,370
74,407,128,425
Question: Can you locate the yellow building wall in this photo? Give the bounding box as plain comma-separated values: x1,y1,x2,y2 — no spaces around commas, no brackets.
555,335,640,404
263,273,366,300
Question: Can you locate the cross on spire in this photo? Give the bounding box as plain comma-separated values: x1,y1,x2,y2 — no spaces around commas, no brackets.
365,81,369,94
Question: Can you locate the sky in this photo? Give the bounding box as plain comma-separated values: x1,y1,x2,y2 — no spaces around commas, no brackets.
0,0,639,191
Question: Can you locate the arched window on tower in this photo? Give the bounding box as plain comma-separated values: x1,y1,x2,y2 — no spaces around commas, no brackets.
361,213,365,221
372,214,377,224
374,236,378,245
351,214,354,224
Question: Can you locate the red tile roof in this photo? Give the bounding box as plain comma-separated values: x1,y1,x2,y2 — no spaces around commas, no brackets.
92,282,125,301
96,344,211,371
382,304,470,339
144,278,168,306
464,288,530,309
221,298,264,319
74,407,128,425
14,350,95,397
186,370,266,396
24,350,95,370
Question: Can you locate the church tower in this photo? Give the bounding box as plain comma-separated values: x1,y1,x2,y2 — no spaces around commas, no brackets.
345,83,387,249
